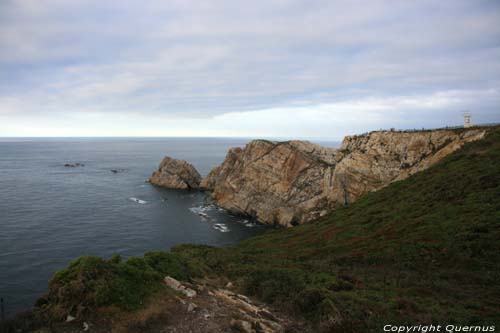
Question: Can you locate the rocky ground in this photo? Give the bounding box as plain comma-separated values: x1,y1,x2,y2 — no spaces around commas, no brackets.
26,277,301,333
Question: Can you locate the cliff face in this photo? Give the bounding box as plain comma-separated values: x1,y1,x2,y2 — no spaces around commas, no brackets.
201,129,486,227
150,156,202,190
200,140,341,226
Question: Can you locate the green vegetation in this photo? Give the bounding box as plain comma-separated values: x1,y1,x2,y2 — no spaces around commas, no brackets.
36,251,198,321
173,126,500,331
33,126,500,331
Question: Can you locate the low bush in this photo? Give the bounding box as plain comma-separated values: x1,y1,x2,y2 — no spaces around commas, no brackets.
38,251,193,320
294,288,336,320
244,268,306,305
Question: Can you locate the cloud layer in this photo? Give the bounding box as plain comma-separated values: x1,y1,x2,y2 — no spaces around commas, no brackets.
1,0,499,138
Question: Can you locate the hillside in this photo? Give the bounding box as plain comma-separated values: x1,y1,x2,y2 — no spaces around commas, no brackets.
174,126,500,331
7,126,499,332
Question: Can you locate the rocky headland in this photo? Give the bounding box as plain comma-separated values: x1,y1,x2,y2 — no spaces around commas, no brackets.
152,128,486,227
149,156,202,190
9,125,499,332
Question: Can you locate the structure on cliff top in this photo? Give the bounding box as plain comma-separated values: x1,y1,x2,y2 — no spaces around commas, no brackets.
463,112,473,128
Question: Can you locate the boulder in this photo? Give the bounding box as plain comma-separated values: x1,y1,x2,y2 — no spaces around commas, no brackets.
230,319,253,333
149,156,201,190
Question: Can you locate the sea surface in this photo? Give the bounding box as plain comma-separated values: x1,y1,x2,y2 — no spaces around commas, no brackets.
0,137,338,316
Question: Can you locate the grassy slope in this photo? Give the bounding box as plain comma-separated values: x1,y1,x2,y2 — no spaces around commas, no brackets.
21,127,499,332
173,127,500,330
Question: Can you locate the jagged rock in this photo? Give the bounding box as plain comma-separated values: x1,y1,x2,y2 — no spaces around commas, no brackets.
164,276,198,298
201,129,486,227
150,156,201,190
230,319,253,333
213,289,262,315
207,287,284,333
184,288,197,298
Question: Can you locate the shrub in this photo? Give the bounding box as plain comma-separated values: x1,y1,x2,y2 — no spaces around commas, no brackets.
39,251,194,318
244,268,306,304
294,288,337,320
144,251,188,280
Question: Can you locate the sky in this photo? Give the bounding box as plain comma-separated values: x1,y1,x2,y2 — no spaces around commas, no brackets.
0,0,499,139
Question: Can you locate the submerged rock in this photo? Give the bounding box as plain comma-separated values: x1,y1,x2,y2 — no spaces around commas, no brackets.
64,163,84,167
149,156,202,190
201,129,486,227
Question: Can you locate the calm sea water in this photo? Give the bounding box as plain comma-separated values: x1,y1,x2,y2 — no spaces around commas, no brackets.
0,137,338,316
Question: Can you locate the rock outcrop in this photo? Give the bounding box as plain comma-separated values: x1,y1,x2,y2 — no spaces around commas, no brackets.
149,156,201,190
201,129,486,227
164,278,290,333
164,276,197,298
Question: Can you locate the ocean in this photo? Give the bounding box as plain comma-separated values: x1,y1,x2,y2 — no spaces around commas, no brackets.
0,137,338,316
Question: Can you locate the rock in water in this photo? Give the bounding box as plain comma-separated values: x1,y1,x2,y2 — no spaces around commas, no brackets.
201,129,486,227
149,156,202,190
64,163,84,167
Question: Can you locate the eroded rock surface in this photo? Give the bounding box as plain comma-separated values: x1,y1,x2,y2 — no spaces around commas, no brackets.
162,277,291,333
149,156,201,190
201,129,486,226
164,276,197,298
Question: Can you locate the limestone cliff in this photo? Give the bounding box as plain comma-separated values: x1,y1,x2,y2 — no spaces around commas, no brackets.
150,156,202,190
201,129,486,227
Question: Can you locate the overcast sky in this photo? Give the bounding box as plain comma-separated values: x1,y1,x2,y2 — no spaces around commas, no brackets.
1,0,499,139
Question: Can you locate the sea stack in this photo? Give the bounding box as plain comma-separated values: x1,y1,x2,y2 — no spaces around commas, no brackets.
149,156,202,190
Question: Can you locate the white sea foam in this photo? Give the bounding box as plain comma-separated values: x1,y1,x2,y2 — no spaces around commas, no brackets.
129,197,147,204
189,206,211,220
213,223,230,232
237,219,257,227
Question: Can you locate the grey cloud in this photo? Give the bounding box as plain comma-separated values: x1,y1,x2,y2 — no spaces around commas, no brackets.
0,0,499,136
